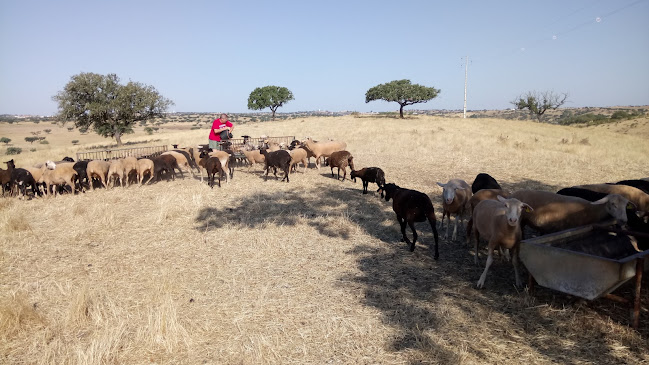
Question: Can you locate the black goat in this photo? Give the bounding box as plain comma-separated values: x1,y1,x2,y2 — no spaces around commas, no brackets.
383,183,440,259
471,173,501,194
73,161,90,192
350,167,385,197
260,148,291,182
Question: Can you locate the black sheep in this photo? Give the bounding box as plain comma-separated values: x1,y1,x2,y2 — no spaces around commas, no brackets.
198,150,224,188
73,160,90,192
260,148,291,182
8,160,40,198
616,179,649,195
383,183,440,259
350,167,385,197
471,173,501,194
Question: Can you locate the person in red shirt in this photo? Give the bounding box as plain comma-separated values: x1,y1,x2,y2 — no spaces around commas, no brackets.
208,113,234,150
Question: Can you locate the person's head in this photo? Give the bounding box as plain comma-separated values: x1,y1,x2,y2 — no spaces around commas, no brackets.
219,113,229,121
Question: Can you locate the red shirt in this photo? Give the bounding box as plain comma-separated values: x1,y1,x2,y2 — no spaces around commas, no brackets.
208,118,233,141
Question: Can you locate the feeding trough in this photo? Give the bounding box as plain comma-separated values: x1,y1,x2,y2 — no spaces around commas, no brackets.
520,221,648,329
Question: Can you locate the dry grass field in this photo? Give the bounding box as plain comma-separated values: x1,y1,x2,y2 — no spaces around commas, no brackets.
1,115,648,364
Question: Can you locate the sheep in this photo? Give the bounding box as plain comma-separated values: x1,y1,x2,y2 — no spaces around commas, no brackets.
350,167,386,197
5,160,39,199
469,196,533,288
615,179,649,195
383,183,440,259
260,148,291,182
136,158,155,185
174,148,200,172
151,154,183,181
121,156,139,186
24,166,45,195
1,160,14,196
288,147,309,173
86,160,111,190
193,147,231,183
241,148,266,172
198,150,224,188
72,161,90,192
107,159,126,188
300,138,347,169
324,150,355,181
263,139,281,152
162,151,196,179
467,189,511,216
436,179,473,241
511,189,630,234
471,173,502,194
40,161,78,197
574,183,649,213
219,141,237,179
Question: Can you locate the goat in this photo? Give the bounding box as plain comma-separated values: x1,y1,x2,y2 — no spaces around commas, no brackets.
383,183,439,259
350,167,385,197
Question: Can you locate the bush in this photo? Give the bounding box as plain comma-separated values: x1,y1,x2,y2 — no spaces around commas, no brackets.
71,140,79,145
30,148,36,152
39,140,49,144
6,147,22,155
144,127,154,135
0,137,11,145
67,127,74,132
610,110,640,120
43,129,52,134
557,113,608,126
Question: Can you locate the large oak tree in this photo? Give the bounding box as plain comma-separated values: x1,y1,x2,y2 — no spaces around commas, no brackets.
247,85,294,120
365,79,440,118
53,73,173,146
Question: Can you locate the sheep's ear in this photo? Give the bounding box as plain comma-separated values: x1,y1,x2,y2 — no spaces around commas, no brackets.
627,202,637,210
436,182,445,187
497,195,506,202
523,204,533,213
592,196,609,205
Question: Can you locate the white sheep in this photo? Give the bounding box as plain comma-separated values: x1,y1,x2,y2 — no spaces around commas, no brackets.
436,179,472,241
511,189,631,234
107,159,125,189
470,196,533,288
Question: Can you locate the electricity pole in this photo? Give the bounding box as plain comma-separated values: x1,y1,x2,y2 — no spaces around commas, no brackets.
463,55,469,118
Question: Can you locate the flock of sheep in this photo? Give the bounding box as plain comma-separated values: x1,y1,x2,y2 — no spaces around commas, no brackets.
1,136,649,289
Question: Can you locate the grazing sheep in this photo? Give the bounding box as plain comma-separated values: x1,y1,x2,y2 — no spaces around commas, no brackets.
469,196,533,288
288,147,309,173
24,166,45,195
574,183,649,213
86,160,111,190
511,189,630,234
174,148,199,172
151,154,183,181
136,158,155,185
198,150,224,188
1,160,15,196
436,179,473,241
350,167,385,197
471,173,502,194
324,150,355,181
193,147,231,183
162,151,196,179
6,160,39,199
40,161,78,196
300,138,347,169
120,157,139,186
241,148,266,172
383,183,440,259
107,159,126,188
72,161,90,192
260,148,291,182
615,179,649,195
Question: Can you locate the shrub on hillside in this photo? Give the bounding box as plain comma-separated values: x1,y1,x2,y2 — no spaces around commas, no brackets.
6,147,22,155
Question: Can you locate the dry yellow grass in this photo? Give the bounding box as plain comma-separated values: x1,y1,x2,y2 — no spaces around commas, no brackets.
1,115,648,364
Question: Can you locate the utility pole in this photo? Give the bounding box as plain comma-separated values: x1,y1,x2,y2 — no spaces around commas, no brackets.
463,55,469,118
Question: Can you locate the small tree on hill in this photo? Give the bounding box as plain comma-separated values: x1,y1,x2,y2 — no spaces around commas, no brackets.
25,136,39,144
365,79,440,119
512,91,568,123
53,72,173,146
0,137,10,145
247,86,294,120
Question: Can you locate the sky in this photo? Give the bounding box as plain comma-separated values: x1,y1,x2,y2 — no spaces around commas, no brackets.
1,0,648,115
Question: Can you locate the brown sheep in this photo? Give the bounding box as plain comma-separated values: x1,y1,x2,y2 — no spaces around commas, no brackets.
300,138,347,169
436,179,473,241
86,160,111,190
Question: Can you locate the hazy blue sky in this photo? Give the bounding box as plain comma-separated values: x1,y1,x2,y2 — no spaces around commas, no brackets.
1,0,648,115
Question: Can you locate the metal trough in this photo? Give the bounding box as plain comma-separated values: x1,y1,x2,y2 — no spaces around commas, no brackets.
520,222,648,328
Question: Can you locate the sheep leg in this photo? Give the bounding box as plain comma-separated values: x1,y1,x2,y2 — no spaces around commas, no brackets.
427,214,440,260
342,167,346,181
512,245,522,288
264,166,270,181
452,214,459,241
397,215,408,243
331,166,335,178
473,226,481,266
477,245,495,288
407,221,417,252
363,181,368,194
218,169,222,187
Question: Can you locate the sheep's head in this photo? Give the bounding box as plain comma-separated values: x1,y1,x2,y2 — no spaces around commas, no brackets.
350,170,357,183
497,195,532,227
4,159,15,168
45,161,56,170
383,183,399,202
437,182,458,205
593,194,630,226
199,150,210,159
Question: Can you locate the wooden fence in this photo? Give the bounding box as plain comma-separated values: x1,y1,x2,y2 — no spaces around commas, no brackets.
76,145,168,161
